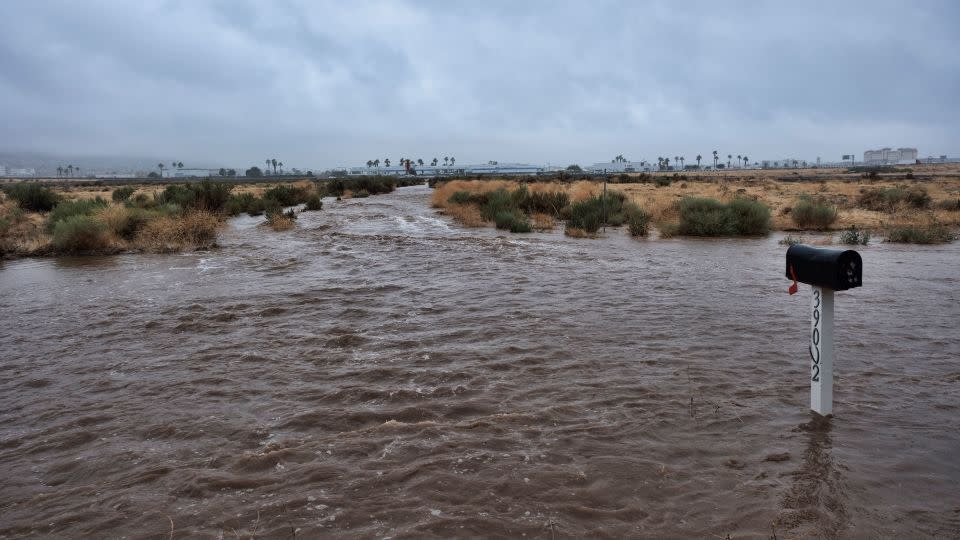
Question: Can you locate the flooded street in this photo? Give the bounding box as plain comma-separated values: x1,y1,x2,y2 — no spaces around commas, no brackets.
1,185,958,538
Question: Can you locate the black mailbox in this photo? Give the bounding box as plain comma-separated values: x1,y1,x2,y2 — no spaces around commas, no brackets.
785,245,862,291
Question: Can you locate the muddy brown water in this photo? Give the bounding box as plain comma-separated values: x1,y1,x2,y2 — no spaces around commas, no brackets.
1,185,958,539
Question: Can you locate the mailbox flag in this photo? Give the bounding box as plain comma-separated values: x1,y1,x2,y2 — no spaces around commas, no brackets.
788,265,799,295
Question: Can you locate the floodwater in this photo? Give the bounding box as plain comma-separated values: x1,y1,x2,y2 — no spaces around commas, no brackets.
1,185,958,539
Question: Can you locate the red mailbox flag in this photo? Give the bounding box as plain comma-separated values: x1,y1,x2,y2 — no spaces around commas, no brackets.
788,265,799,295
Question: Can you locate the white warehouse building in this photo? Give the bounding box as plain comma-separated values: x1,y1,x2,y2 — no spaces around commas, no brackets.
863,147,918,165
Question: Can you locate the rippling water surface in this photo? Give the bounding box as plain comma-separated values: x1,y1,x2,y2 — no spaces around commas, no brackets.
1,185,959,538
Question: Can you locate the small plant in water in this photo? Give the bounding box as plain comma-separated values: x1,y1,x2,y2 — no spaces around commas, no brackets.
839,226,870,245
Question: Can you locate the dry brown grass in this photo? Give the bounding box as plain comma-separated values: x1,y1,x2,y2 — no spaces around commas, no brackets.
264,213,296,231
564,227,593,238
532,213,554,230
431,179,515,209
443,204,485,227
135,210,220,252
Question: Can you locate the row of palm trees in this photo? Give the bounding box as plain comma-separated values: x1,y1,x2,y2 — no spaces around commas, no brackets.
55,165,80,177
265,158,284,175
157,161,185,175
365,156,456,169
612,152,755,171
659,151,752,171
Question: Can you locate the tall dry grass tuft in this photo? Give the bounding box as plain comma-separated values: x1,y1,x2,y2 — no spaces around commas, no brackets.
532,213,554,230
135,210,220,252
265,212,296,231
431,180,515,209
444,204,485,227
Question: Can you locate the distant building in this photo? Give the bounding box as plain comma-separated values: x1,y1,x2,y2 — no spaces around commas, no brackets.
863,147,918,165
162,168,215,178
586,161,655,173
7,167,36,177
348,162,544,176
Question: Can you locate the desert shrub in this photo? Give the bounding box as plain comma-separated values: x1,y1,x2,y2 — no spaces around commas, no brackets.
839,226,870,245
779,235,804,246
726,198,771,235
52,215,111,252
127,193,154,208
937,199,960,211
792,196,838,229
510,185,570,217
156,181,233,212
565,191,627,233
225,192,257,216
3,184,59,212
98,205,154,240
625,203,651,237
324,176,396,197
448,191,474,205
531,213,554,230
654,176,672,187
304,194,323,211
353,189,370,198
480,189,515,221
264,185,310,206
111,186,136,202
675,197,771,236
46,198,109,232
885,224,955,244
858,186,930,211
493,210,531,233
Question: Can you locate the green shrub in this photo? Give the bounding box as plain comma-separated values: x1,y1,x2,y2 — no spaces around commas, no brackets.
304,194,323,211
654,176,672,187
52,215,111,252
156,181,233,212
324,176,396,197
676,197,771,236
625,203,651,237
112,186,136,202
480,189,515,221
839,226,870,245
46,198,108,232
885,224,955,244
448,191,474,205
2,184,59,211
225,192,257,216
264,185,310,206
792,196,837,230
565,191,628,233
726,198,771,235
779,235,805,246
493,210,531,233
354,189,370,198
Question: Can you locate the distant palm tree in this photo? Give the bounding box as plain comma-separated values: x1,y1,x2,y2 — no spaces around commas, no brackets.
737,155,742,168
727,154,732,168
743,155,749,168
385,158,391,167
271,159,277,175
266,159,270,173
417,158,424,167
177,161,183,169
443,156,449,166
56,166,63,177
679,156,685,169
373,159,380,168
450,157,455,166
158,163,165,176
75,167,80,177
664,157,670,170
279,161,283,174
696,154,702,169
366,160,373,168
712,150,719,169
792,160,799,168
431,157,438,166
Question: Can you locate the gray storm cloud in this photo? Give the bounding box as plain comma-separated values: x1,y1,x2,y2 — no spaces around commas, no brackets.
0,0,957,168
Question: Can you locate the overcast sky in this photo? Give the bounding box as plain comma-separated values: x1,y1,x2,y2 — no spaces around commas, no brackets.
1,1,958,169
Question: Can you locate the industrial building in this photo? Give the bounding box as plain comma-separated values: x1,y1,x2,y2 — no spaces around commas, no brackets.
863,147,918,165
